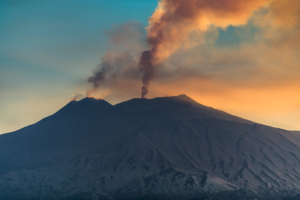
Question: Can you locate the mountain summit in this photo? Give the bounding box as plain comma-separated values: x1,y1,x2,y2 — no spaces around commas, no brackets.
0,95,300,200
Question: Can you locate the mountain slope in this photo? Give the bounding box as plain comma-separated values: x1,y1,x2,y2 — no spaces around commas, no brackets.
0,95,300,200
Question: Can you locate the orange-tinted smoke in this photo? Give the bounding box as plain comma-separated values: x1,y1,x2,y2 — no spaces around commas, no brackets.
147,0,273,61
268,0,300,28
139,0,273,98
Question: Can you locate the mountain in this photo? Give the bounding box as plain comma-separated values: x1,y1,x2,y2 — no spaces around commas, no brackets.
1,95,300,200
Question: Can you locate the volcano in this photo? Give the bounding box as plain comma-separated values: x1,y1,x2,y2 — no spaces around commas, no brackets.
1,95,300,200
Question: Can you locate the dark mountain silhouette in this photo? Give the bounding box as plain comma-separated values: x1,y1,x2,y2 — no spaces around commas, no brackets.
0,95,300,200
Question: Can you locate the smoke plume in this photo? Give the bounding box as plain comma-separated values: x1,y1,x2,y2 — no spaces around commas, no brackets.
88,22,146,97
138,51,155,98
70,94,84,101
88,53,136,89
88,0,296,100
138,0,273,98
83,0,300,130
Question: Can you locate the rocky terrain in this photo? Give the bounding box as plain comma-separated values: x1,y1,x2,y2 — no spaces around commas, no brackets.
1,95,300,200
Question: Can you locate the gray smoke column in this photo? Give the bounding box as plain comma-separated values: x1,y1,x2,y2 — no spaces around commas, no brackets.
138,51,154,98
88,58,110,89
88,68,106,89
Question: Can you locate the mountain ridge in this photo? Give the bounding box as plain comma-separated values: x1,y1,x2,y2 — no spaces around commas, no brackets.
0,95,300,200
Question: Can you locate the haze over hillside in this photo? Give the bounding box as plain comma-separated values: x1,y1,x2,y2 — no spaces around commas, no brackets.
0,95,300,200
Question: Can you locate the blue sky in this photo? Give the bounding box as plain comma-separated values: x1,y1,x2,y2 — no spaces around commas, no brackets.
0,0,158,134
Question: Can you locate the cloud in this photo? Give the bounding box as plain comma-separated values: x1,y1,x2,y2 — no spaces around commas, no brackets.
251,0,300,48
137,0,275,98
85,0,300,130
146,0,273,63
269,0,300,28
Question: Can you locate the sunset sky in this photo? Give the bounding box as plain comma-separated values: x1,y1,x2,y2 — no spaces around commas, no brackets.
1,0,300,134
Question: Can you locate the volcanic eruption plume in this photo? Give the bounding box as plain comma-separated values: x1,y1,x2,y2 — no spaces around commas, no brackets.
139,51,155,98
88,0,284,99
138,0,273,98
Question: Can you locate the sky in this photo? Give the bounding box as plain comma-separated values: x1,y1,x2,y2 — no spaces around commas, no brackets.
1,0,300,134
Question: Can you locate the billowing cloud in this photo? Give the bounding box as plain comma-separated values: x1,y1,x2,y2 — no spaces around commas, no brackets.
252,0,300,48
85,0,300,130
269,0,300,28
146,0,272,62
138,0,275,97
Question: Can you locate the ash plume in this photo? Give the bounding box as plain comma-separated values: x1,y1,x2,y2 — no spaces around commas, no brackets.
87,22,146,96
88,55,113,89
88,53,138,89
138,51,154,98
138,0,273,98
87,0,296,100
